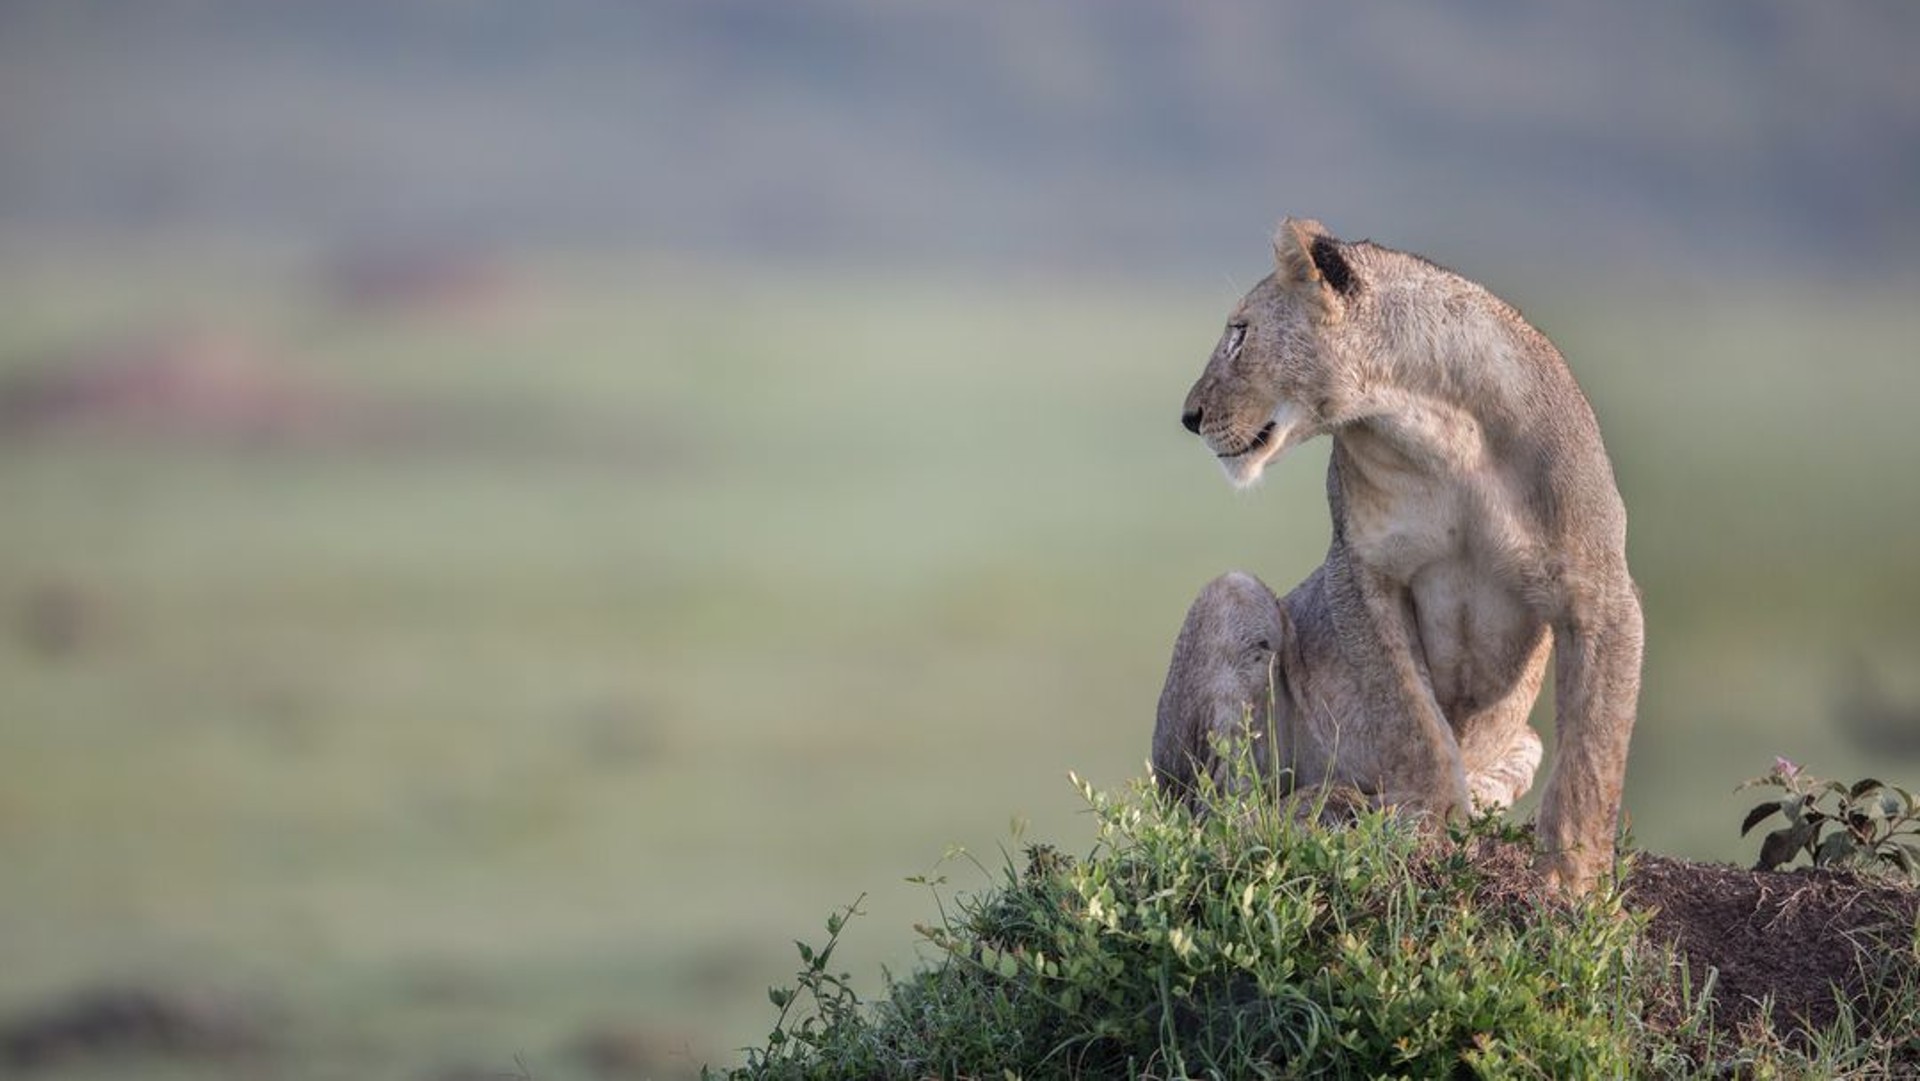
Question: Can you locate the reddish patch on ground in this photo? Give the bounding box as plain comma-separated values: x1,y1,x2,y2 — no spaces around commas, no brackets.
0,329,349,442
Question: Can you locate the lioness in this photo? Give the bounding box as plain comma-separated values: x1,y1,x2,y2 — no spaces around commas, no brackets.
1153,219,1643,894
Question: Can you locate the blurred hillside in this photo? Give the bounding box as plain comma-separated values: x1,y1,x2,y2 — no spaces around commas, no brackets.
3,1,1919,279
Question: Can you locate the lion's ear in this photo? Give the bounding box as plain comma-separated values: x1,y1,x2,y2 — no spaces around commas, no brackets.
1272,217,1352,319
1273,218,1328,285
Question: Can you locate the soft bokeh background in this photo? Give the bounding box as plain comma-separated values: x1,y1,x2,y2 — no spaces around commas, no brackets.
3,3,1919,1077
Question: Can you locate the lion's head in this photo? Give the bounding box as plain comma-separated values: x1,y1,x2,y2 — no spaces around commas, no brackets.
1180,218,1361,488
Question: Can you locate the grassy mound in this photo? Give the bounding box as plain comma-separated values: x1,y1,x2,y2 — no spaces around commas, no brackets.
718,775,1920,1079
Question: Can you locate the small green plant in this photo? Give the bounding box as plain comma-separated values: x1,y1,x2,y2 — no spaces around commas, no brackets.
1738,757,1920,880
727,894,873,1077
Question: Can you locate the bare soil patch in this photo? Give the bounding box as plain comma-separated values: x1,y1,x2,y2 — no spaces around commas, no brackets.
1626,853,1918,1043
1454,830,1919,1052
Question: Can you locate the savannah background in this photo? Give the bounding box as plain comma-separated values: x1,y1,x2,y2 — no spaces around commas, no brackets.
2,4,1918,1078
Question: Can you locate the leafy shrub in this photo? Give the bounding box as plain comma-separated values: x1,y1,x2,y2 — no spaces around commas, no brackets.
718,757,1920,1079
1739,758,1920,880
722,762,1669,1079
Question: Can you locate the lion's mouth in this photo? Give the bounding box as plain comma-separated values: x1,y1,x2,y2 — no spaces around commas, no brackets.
1220,421,1278,460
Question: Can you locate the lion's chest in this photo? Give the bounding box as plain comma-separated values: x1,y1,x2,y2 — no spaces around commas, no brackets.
1342,480,1459,581
1406,558,1541,719
1336,451,1546,719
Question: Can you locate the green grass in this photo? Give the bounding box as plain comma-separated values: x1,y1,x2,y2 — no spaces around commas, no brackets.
0,257,1917,1076
722,767,1920,1079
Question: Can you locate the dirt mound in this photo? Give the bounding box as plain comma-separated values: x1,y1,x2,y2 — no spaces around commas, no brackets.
1625,854,1919,1041
1444,831,1917,1051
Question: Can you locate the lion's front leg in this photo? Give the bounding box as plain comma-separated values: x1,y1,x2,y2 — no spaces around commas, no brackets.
1152,572,1295,812
1323,549,1473,819
1537,583,1644,894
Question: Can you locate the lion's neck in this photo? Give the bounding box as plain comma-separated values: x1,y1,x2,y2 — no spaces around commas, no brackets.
1336,392,1486,484
1332,292,1531,480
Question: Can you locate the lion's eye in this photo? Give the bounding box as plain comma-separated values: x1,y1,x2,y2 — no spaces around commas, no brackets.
1225,323,1248,356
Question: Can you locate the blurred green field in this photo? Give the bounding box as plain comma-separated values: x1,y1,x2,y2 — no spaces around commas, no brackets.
1,257,1917,1077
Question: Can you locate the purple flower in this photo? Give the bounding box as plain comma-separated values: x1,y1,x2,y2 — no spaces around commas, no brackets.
1773,756,1802,780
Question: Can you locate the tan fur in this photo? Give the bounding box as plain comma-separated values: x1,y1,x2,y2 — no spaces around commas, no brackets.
1156,219,1643,895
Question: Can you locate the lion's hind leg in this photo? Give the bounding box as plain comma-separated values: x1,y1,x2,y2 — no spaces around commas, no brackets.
1152,572,1294,812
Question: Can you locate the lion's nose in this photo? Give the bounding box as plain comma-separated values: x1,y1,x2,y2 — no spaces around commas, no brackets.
1181,406,1203,434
